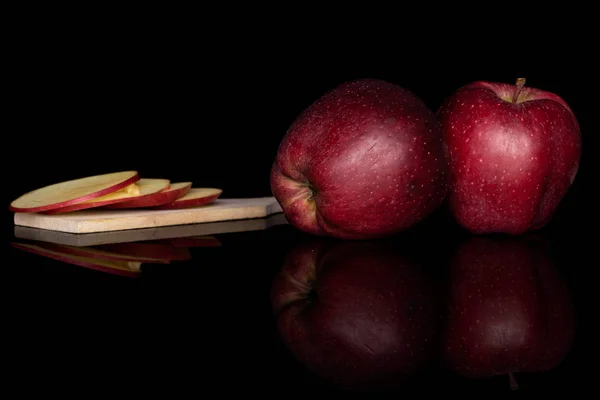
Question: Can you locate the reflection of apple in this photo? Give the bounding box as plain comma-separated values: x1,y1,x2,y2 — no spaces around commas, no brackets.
443,236,575,390
271,239,439,390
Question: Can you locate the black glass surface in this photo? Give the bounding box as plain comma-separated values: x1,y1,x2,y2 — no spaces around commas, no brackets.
4,207,592,395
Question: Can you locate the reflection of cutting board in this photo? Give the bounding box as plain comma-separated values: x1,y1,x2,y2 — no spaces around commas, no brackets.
13,197,283,234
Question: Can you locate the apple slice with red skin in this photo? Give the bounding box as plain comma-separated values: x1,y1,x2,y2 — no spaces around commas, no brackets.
94,242,192,261
103,182,192,209
31,241,172,264
154,188,222,210
9,171,140,213
44,178,171,214
11,242,141,278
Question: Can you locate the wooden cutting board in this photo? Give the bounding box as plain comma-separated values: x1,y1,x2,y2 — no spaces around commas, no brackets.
14,213,288,247
13,197,284,234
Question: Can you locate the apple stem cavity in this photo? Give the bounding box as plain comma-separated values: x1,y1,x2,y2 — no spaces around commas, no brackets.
305,181,317,201
508,372,519,390
512,78,526,104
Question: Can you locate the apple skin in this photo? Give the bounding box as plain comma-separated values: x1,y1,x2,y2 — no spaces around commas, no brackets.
271,239,439,391
270,79,448,240
437,79,581,234
443,235,575,388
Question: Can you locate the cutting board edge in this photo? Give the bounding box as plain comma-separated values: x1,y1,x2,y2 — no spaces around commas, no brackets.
13,197,285,234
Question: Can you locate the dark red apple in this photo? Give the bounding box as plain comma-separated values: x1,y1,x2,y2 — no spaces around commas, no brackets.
270,78,448,239
437,78,581,234
443,236,575,390
271,239,439,390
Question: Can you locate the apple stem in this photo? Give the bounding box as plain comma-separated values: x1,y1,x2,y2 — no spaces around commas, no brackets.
512,78,526,104
508,372,519,390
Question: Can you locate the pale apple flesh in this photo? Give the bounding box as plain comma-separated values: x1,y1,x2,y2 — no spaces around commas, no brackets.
154,188,222,210
270,79,449,240
438,78,581,234
104,182,192,209
9,171,140,213
11,242,141,278
43,178,172,214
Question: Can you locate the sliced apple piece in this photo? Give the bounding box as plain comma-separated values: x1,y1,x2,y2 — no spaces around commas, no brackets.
9,171,140,213
154,188,222,210
32,242,172,264
11,242,141,278
44,178,171,214
95,242,192,261
104,182,192,209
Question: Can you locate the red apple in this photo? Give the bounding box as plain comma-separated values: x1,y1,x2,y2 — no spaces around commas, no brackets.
43,178,171,214
271,239,439,390
443,236,575,390
11,242,141,278
437,78,581,234
270,78,448,240
103,182,192,209
9,171,140,213
154,188,222,210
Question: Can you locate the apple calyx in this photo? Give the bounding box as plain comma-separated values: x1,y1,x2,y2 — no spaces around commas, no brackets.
512,78,527,104
509,372,519,390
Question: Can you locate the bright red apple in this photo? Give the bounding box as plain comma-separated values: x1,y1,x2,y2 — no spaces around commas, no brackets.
271,239,439,391
443,236,575,390
437,78,581,234
270,78,449,239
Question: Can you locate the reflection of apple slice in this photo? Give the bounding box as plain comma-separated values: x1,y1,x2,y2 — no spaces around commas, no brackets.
44,178,171,214
152,236,222,247
95,242,192,261
154,188,222,210
104,182,192,209
11,242,141,278
9,171,140,213
33,242,172,264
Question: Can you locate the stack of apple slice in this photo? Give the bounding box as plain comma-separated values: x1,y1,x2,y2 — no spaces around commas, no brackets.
9,170,223,214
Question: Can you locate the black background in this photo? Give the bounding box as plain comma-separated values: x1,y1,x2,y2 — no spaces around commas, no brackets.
3,10,596,396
